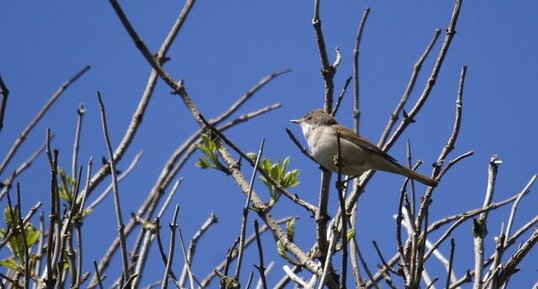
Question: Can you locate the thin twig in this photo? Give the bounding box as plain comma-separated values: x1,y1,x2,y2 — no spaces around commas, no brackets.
312,0,335,111
86,151,143,212
317,224,339,289
162,205,180,289
158,179,183,220
0,66,90,177
44,129,59,289
210,69,291,125
473,155,500,289
496,228,538,285
97,92,130,283
433,65,467,176
178,213,218,287
93,260,105,289
253,220,268,289
373,241,398,276
352,7,371,133
72,104,86,180
505,174,536,241
285,128,317,164
235,138,265,280
336,132,348,288
0,139,48,201
445,238,456,289
332,76,352,117
383,0,463,152
0,201,42,250
245,272,254,289
0,75,9,132
437,151,474,179
349,204,364,288
84,0,198,205
378,29,441,146
200,216,297,288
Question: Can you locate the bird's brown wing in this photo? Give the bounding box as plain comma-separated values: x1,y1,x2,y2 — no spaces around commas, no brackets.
330,124,399,164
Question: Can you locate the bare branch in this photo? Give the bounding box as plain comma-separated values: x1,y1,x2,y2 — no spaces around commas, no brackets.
312,0,335,111
253,220,268,289
235,138,265,280
378,29,441,146
382,0,463,151
178,213,218,287
473,155,501,289
433,65,467,175
97,92,130,283
200,217,297,288
84,0,198,201
505,174,537,241
445,238,456,289
0,65,90,177
332,76,352,117
86,151,143,212
161,205,180,289
72,104,86,181
210,69,291,125
352,7,371,133
0,139,48,201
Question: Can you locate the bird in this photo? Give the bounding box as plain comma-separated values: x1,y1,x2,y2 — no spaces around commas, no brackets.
291,109,437,187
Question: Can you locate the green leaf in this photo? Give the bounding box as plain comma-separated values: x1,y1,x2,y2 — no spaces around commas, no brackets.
0,257,22,272
258,157,300,208
195,157,211,169
25,225,40,247
286,218,295,241
346,228,355,241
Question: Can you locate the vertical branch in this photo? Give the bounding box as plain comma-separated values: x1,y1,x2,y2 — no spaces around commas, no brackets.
0,75,9,132
312,2,339,270
316,171,331,261
161,205,180,289
72,104,86,181
472,155,501,289
444,239,456,289
312,0,335,111
253,220,268,289
234,138,265,281
349,207,364,287
93,260,105,289
96,92,130,283
45,129,60,289
336,132,348,288
352,7,371,133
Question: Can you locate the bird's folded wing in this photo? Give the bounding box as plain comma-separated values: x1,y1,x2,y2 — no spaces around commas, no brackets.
331,124,399,164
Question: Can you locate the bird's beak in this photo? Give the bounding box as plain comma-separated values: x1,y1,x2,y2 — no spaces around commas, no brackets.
290,118,302,124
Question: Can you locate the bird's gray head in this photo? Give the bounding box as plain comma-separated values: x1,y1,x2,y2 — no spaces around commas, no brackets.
291,109,337,138
292,109,337,126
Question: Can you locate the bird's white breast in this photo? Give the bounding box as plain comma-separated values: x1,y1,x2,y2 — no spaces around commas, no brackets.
305,125,370,175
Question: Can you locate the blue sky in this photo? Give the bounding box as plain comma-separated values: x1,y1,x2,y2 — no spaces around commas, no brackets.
1,1,537,288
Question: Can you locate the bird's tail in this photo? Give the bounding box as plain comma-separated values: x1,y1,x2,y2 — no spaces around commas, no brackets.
384,163,438,187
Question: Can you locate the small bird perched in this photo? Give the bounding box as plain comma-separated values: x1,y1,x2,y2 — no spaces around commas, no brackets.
291,109,437,187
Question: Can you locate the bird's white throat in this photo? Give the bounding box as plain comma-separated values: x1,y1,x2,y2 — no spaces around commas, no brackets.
299,122,315,142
